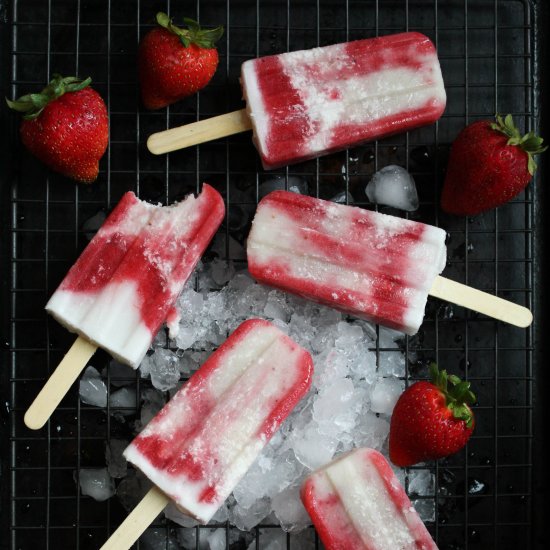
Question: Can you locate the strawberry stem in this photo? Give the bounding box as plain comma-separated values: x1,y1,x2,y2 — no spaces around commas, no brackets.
490,114,547,176
156,12,223,49
6,74,91,120
430,363,476,428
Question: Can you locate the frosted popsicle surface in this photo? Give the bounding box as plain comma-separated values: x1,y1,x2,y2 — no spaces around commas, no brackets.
301,448,438,550
46,184,224,368
241,32,446,169
247,191,446,335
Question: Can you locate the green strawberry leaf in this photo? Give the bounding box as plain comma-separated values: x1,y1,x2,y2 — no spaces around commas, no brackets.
431,363,476,427
156,12,223,49
491,114,547,175
6,74,92,119
448,403,474,428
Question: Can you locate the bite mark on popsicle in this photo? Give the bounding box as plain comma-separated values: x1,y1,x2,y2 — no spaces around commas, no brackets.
45,184,225,368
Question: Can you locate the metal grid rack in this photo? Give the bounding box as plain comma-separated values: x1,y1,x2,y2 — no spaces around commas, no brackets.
0,0,544,549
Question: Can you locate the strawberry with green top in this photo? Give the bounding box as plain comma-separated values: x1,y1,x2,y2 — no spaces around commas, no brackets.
139,12,224,110
441,114,546,216
7,74,108,183
389,363,476,467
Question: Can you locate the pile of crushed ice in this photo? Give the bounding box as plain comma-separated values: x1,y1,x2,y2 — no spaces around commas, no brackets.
78,251,435,547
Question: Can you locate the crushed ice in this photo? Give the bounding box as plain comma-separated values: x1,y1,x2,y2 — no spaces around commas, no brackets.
365,165,419,211
89,261,435,546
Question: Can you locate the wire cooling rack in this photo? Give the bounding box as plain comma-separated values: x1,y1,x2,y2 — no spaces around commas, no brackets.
0,1,545,549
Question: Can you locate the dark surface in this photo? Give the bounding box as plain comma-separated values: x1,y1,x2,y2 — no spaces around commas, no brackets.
532,1,548,549
0,1,545,549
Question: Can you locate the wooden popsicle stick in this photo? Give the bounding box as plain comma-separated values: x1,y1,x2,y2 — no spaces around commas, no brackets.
429,276,533,328
24,336,97,430
147,108,252,155
100,487,169,550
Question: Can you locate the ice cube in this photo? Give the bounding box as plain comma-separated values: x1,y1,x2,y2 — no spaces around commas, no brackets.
378,325,406,349
334,321,364,351
117,469,152,512
313,378,361,435
109,387,137,416
355,410,390,450
176,528,197,549
408,469,435,497
378,351,406,378
365,165,419,211
369,378,405,415
140,348,180,391
206,528,225,550
211,502,230,523
175,325,199,350
247,528,286,550
229,498,271,532
271,484,311,532
413,498,436,522
264,290,292,322
79,366,107,407
234,450,301,509
165,501,200,527
329,190,354,204
104,359,135,387
138,388,166,429
105,439,129,478
78,468,115,501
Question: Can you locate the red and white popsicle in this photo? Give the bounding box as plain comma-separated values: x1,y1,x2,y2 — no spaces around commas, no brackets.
301,448,438,550
247,191,532,333
25,184,224,430
100,319,313,549
147,32,446,168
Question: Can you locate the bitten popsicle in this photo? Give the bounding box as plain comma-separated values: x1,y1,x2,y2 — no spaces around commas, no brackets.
147,32,446,168
100,319,313,550
301,448,438,550
247,191,533,333
25,184,224,430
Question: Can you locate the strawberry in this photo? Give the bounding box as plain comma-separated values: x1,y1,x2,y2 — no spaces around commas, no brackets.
441,114,546,216
7,74,108,183
389,363,476,467
139,13,223,110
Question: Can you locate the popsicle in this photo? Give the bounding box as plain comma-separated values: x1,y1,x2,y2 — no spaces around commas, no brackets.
247,191,533,333
24,184,224,430
147,32,446,168
301,447,438,550
100,319,313,550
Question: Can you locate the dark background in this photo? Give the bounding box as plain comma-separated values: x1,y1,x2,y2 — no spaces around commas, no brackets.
1,0,547,549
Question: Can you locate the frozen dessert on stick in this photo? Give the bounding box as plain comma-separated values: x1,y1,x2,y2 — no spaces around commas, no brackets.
301,448,438,550
147,32,446,168
100,319,313,549
247,191,533,333
24,184,224,430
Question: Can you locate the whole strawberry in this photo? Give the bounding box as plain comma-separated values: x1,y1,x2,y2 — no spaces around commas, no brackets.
441,114,546,216
139,13,223,110
389,364,475,467
7,75,108,183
